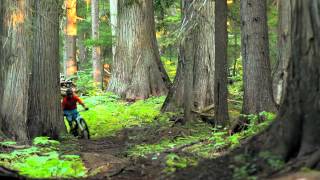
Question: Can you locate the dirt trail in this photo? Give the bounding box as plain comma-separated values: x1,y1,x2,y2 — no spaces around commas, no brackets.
75,124,320,180
77,134,235,180
77,129,166,180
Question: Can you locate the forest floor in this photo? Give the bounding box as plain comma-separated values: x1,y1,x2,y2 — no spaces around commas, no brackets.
73,124,320,180
73,123,234,180
2,92,320,179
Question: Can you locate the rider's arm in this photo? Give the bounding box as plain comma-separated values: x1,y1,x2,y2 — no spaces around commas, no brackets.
75,96,88,110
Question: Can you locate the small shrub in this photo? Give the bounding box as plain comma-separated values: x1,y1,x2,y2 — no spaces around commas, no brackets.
164,153,198,173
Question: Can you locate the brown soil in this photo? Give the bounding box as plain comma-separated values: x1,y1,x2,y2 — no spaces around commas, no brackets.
78,131,234,180
73,123,220,180
75,127,171,180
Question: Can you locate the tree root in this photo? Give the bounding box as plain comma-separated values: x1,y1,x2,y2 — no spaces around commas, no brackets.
0,144,30,150
305,150,320,168
269,150,320,178
164,139,207,153
0,166,25,179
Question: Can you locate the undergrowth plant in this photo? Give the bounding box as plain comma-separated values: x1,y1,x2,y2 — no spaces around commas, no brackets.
164,153,198,174
126,111,276,173
0,137,87,179
127,122,211,158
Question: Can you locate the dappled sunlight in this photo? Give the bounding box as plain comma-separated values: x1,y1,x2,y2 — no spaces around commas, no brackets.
66,60,78,76
11,11,24,27
10,0,25,28
66,0,77,35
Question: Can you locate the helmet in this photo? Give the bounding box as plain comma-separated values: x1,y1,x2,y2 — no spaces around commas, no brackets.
66,88,73,96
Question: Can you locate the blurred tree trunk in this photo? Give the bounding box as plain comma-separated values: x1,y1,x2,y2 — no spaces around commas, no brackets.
214,0,229,124
0,0,65,141
162,0,215,115
109,0,117,61
78,32,88,65
240,0,276,115
250,0,320,164
27,0,66,139
91,0,102,87
65,36,77,77
107,0,170,100
272,0,291,106
65,0,78,77
0,2,4,112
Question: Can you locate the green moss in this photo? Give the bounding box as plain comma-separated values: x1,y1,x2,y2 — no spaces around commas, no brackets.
80,94,166,138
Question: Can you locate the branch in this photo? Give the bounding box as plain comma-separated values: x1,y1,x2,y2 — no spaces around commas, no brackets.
164,139,207,153
0,144,30,149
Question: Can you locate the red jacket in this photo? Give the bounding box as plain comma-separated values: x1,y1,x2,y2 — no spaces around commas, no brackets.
62,95,83,110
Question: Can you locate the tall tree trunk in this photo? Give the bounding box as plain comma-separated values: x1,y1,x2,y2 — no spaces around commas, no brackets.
214,0,229,124
65,0,78,77
162,0,215,113
78,32,88,65
109,0,117,61
240,0,276,115
107,0,170,100
27,0,66,139
0,0,31,141
91,0,102,87
250,0,320,165
272,0,291,106
0,2,4,114
0,0,65,141
65,36,77,77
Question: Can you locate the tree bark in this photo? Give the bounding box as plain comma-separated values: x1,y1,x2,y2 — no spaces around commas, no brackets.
0,1,4,111
214,0,229,124
0,0,66,141
0,0,31,141
250,0,320,163
65,0,78,78
27,0,66,139
107,0,170,100
65,36,77,77
91,0,102,87
162,0,216,113
109,0,118,61
240,0,277,115
272,0,291,105
78,32,88,65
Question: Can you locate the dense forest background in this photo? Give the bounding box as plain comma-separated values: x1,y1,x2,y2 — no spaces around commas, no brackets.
1,0,320,179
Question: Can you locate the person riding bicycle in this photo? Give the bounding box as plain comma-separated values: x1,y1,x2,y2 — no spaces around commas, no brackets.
62,89,89,129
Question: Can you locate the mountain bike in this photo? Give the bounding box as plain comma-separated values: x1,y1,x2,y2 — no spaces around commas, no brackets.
65,109,90,139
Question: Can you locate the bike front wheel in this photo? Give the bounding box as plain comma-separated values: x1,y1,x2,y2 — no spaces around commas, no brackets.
77,118,90,139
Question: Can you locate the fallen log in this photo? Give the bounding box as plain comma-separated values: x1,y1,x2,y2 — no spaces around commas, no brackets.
0,166,25,179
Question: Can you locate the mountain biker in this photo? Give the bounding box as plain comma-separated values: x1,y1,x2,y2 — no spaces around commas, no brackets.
62,88,89,128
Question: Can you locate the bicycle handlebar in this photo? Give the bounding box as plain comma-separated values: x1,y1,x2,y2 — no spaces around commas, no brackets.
77,109,89,113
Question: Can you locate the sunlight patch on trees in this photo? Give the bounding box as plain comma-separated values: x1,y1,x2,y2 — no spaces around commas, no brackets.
66,0,77,36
